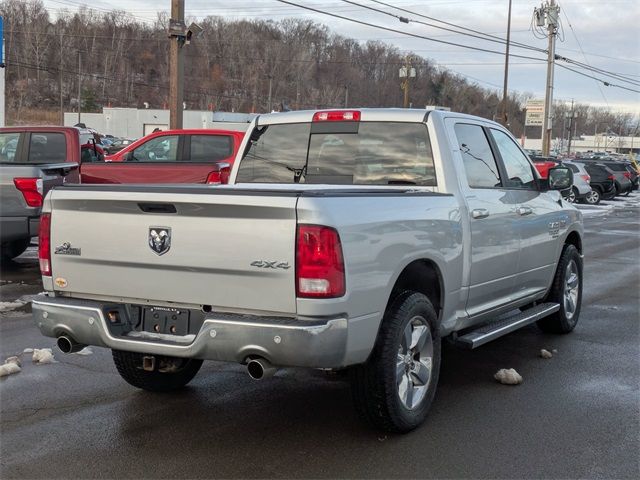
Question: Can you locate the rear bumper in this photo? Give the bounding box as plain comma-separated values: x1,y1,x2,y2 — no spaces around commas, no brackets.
32,296,350,368
0,216,39,243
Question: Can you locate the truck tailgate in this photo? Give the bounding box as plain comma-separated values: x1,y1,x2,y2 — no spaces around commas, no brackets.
47,186,298,314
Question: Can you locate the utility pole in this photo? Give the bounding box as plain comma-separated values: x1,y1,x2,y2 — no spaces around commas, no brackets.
500,0,513,127
59,33,63,125
344,84,349,108
399,56,415,108
168,0,185,129
77,51,82,125
537,0,560,156
267,75,273,112
566,99,575,155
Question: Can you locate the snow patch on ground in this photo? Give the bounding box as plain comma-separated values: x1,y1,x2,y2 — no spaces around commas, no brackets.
0,356,22,377
73,347,93,356
576,192,640,216
494,368,523,385
540,349,553,359
32,348,56,365
0,300,27,312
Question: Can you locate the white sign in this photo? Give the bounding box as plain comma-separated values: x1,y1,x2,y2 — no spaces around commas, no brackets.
525,99,545,126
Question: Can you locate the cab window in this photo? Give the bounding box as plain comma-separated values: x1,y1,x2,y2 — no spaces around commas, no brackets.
130,136,179,162
454,124,502,188
489,129,536,189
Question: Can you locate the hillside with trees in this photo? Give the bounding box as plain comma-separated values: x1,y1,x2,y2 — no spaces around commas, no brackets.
0,0,635,139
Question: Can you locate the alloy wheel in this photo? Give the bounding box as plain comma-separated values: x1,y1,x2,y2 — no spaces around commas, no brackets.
396,316,433,410
564,259,580,320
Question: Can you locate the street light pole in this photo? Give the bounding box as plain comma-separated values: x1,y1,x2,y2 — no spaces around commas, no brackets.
77,50,81,125
169,0,185,129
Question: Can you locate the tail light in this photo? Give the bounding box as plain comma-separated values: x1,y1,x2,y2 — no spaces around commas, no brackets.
623,172,631,179
206,163,231,185
312,110,360,122
580,174,590,183
39,213,52,276
608,175,616,180
296,225,345,298
13,177,43,207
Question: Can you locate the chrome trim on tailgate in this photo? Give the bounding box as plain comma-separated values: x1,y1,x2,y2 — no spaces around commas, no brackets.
32,296,348,368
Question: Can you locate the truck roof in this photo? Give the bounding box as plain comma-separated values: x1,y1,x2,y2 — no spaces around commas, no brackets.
255,107,503,127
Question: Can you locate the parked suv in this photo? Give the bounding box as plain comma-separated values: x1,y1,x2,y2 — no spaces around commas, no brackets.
560,160,592,203
578,159,633,196
577,162,617,204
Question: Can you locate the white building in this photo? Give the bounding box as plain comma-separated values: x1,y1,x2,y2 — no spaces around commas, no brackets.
64,108,253,139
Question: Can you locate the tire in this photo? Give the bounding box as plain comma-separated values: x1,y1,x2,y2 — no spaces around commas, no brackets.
350,292,441,433
622,189,630,197
567,187,578,203
537,244,583,334
584,189,600,205
112,350,203,392
0,239,31,260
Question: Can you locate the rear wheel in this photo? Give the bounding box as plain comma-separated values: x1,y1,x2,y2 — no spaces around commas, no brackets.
112,350,203,392
584,189,600,205
538,244,582,334
0,239,31,260
567,187,578,203
350,292,440,433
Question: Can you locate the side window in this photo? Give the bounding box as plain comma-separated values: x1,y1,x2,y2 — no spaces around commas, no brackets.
130,136,179,162
236,124,310,183
0,133,20,162
190,135,233,162
28,132,67,163
489,129,536,189
454,124,502,188
566,163,579,173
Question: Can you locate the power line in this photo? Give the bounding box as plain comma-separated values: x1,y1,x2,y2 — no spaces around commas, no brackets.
362,0,547,54
556,63,640,94
274,0,547,62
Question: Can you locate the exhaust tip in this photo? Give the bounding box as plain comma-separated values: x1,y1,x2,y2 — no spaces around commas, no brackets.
56,335,86,354
247,358,276,380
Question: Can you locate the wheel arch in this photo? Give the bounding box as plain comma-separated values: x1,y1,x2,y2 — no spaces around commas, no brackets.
564,229,582,254
385,258,444,323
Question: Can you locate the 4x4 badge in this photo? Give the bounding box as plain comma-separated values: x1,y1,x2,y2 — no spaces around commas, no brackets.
149,227,171,256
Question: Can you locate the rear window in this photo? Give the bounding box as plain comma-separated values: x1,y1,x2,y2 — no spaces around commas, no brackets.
190,135,233,162
0,132,20,162
236,122,436,186
565,163,579,173
28,133,67,163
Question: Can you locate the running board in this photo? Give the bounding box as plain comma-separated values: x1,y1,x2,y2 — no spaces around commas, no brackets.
455,303,560,349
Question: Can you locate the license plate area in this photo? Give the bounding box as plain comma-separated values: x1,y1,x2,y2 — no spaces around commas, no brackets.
142,307,190,336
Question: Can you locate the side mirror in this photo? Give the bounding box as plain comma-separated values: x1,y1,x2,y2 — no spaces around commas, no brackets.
548,166,573,190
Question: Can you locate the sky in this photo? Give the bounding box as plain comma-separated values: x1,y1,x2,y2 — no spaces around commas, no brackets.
43,0,640,113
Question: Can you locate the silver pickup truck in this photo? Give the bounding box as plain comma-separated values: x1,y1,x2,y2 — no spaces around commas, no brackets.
32,109,583,432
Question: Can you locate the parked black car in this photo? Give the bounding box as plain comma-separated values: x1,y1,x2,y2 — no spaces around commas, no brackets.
624,163,639,190
575,158,633,196
576,162,617,204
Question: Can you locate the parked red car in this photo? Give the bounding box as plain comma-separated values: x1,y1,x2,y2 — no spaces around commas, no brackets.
530,157,559,179
86,129,246,184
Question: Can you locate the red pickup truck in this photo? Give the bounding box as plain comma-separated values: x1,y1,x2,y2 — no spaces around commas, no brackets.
95,129,245,184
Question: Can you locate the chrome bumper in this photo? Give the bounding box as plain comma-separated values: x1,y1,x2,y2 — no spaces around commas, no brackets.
32,296,349,368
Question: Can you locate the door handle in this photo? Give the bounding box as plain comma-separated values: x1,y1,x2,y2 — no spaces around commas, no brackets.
517,206,533,216
472,208,490,219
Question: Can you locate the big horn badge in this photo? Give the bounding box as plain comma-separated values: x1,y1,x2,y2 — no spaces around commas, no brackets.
148,227,171,256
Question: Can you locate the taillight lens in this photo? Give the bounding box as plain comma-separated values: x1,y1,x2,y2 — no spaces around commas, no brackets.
296,225,345,298
13,177,43,207
39,213,52,276
206,171,222,185
623,172,631,179
206,164,231,185
608,175,616,180
581,174,590,183
312,110,361,122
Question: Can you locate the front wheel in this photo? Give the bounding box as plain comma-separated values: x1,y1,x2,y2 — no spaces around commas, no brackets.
584,189,600,205
112,350,203,392
350,292,441,433
567,187,578,203
537,244,583,334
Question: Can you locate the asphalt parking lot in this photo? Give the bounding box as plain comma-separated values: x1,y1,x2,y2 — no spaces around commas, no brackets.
1,195,639,479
